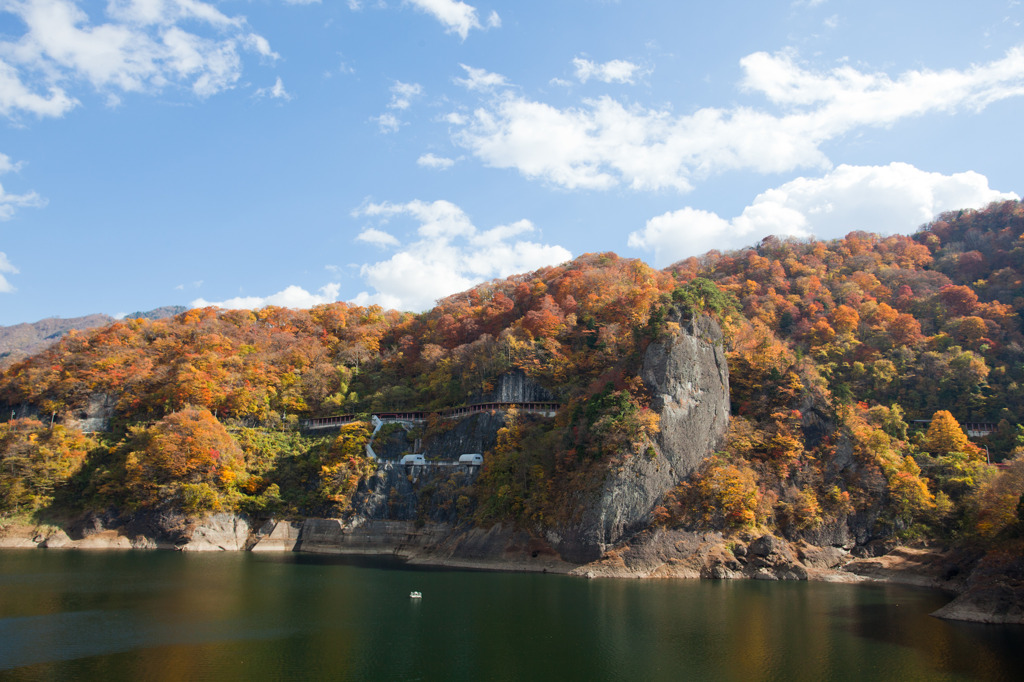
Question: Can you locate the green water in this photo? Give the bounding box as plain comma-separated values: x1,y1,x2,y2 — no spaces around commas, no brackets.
0,551,1021,681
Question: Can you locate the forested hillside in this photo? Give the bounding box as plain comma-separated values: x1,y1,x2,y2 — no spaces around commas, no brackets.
2,201,1023,556
0,306,187,369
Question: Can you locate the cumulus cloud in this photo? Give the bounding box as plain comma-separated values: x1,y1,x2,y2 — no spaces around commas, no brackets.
192,283,341,310
0,0,277,118
452,47,1024,191
572,57,645,84
351,199,571,310
0,251,18,293
255,76,290,100
406,0,499,40
627,163,1018,266
455,64,507,91
0,152,46,220
417,153,456,169
356,227,400,247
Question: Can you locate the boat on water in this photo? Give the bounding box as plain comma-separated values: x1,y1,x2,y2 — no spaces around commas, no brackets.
409,591,422,599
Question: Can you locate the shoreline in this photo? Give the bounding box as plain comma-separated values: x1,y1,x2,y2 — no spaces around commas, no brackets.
0,515,961,584
4,515,1020,625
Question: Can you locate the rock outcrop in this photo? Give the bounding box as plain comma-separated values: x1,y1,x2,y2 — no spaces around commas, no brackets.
470,368,556,404
554,315,730,563
931,549,1024,624
179,514,251,551
64,393,116,433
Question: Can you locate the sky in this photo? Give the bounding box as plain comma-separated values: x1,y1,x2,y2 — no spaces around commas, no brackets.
0,0,1022,325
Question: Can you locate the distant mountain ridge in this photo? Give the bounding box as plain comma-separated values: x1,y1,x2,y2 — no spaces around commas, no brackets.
0,306,186,367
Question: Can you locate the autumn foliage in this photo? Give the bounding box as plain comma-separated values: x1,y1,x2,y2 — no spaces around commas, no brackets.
124,407,245,513
2,201,1024,548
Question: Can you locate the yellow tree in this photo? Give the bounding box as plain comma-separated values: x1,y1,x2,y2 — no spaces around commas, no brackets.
923,410,983,460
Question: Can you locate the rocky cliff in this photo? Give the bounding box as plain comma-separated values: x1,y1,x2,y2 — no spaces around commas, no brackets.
551,315,731,563
470,368,556,404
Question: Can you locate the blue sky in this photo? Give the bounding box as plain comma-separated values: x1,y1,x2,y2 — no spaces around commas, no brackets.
0,0,1021,325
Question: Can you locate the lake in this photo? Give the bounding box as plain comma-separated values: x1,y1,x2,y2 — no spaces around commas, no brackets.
0,550,1021,680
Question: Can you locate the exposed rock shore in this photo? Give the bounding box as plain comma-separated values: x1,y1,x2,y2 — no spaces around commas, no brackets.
4,515,1016,624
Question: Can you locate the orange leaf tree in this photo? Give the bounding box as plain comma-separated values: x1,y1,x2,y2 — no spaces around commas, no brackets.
124,407,244,513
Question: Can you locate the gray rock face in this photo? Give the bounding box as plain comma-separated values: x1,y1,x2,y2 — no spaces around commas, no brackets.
555,315,730,563
292,518,451,556
250,520,302,552
932,551,1024,624
180,513,250,551
64,393,116,432
423,412,507,459
348,461,480,524
471,369,555,404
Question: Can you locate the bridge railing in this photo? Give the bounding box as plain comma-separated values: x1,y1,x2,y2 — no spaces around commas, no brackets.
301,401,561,431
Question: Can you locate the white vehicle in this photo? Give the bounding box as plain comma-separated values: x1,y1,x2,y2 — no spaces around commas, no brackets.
401,454,426,466
459,453,484,465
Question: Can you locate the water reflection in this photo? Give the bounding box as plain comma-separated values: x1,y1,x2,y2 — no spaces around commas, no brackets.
0,551,1021,681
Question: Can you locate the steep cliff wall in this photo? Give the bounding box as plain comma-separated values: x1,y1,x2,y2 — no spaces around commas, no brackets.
552,315,730,563
470,368,556,404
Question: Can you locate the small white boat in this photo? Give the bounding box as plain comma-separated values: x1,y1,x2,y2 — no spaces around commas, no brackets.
409,591,422,599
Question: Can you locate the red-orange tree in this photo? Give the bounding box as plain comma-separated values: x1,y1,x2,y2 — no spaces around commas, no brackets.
124,407,245,513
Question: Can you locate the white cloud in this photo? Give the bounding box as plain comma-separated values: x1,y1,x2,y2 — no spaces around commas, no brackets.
0,57,79,117
388,80,422,110
738,48,1024,117
192,283,341,310
375,112,400,133
417,153,456,169
0,153,21,175
455,64,506,91
444,111,467,125
572,57,645,84
351,199,571,310
405,0,499,40
452,47,1024,192
255,76,290,100
0,251,18,293
359,199,475,239
285,0,322,5
627,163,1018,266
375,80,421,131
0,153,46,220
356,227,401,247
0,0,276,118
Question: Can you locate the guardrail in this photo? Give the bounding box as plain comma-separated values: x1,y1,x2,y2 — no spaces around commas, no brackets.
301,401,561,432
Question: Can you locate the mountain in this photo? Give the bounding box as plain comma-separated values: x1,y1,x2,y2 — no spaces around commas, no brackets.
1,201,1023,622
0,314,113,368
0,306,187,368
